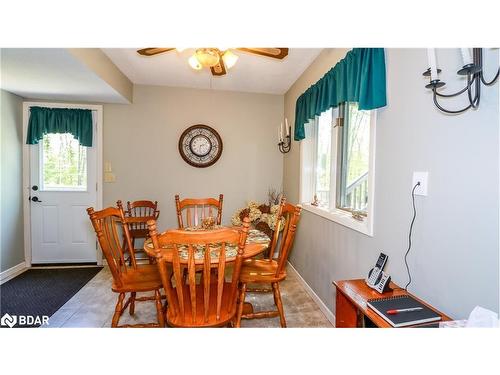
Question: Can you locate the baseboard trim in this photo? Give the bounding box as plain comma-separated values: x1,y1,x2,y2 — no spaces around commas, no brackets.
287,261,336,327
0,262,28,285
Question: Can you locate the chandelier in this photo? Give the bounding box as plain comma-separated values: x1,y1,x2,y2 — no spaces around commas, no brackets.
187,48,238,71
423,48,499,114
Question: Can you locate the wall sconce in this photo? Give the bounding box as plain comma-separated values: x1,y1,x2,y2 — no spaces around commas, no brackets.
278,118,292,154
423,48,499,114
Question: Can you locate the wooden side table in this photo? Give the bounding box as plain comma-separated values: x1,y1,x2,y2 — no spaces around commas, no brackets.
333,279,451,328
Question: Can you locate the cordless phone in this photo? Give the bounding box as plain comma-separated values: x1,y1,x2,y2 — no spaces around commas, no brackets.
366,252,391,293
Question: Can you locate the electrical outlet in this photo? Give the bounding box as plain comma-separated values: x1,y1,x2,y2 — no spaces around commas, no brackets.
412,171,428,196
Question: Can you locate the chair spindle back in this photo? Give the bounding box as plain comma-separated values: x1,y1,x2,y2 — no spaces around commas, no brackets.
87,206,136,286
120,200,159,232
268,200,302,276
148,217,249,326
175,194,223,229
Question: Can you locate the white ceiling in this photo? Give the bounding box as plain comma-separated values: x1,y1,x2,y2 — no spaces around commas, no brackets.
0,48,129,103
102,48,323,94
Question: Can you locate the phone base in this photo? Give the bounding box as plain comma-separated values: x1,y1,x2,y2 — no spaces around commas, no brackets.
365,273,391,294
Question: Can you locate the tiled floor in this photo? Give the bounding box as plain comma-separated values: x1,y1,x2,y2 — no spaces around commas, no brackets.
44,266,333,328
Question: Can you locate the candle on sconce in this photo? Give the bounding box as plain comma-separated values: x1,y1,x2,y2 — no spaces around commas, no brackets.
280,122,284,141
285,118,289,136
460,48,473,66
427,48,438,81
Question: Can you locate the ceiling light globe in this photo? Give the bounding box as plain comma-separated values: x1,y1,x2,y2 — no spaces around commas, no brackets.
195,48,220,67
222,50,239,69
188,55,202,70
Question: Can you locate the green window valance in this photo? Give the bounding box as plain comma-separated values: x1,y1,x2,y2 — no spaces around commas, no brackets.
27,106,93,147
294,48,387,141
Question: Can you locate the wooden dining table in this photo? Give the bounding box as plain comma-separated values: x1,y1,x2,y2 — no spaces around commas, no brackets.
143,226,271,262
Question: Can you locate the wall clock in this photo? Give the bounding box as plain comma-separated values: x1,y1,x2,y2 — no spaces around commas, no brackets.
178,124,223,168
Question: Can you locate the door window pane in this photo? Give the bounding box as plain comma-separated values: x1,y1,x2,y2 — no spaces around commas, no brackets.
41,133,87,191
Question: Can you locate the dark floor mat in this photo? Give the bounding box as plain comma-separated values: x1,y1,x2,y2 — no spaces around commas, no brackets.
0,267,103,328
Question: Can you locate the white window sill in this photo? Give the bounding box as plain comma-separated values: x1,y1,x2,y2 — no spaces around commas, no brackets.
301,204,374,237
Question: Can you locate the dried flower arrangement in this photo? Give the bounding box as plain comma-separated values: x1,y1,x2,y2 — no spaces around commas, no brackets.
231,200,284,239
267,187,283,206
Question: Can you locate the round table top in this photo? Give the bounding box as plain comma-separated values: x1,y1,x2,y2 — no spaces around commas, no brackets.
143,226,270,263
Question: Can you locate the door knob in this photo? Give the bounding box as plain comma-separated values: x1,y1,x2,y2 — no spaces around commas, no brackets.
32,185,39,191
31,196,42,202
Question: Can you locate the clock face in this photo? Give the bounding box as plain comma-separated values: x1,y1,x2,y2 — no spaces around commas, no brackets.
178,124,223,168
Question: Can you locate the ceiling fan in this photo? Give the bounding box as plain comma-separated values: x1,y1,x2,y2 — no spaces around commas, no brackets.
136,48,289,76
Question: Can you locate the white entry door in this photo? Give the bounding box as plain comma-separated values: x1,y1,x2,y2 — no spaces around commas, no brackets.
29,113,98,264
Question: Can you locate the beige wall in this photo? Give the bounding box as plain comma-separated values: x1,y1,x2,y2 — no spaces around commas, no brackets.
284,48,499,319
103,84,284,230
0,90,25,272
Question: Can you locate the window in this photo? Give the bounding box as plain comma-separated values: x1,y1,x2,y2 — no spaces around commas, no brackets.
41,133,87,191
336,103,371,213
300,103,375,235
315,108,332,208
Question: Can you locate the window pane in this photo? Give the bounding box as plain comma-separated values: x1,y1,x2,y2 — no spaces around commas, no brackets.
41,133,87,191
315,109,332,208
338,103,370,212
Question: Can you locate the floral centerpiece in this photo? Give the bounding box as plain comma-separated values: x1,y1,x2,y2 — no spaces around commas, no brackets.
231,189,285,239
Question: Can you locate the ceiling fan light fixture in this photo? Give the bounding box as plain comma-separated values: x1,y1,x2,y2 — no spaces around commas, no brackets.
136,47,288,76
222,50,239,69
188,54,202,70
195,48,220,67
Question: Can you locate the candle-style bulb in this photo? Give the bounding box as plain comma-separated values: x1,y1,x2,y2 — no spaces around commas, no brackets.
460,48,473,66
427,48,438,81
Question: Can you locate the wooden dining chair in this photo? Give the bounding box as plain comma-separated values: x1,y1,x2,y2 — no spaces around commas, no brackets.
117,200,159,264
235,200,302,328
147,218,250,327
175,194,223,228
87,206,165,328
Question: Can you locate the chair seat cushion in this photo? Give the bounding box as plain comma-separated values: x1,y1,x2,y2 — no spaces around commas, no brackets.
167,282,237,327
112,264,163,292
239,259,286,283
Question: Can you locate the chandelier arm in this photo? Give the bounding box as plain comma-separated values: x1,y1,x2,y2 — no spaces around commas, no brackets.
474,71,482,106
481,67,499,86
468,49,482,108
432,89,472,114
434,85,469,98
467,74,480,109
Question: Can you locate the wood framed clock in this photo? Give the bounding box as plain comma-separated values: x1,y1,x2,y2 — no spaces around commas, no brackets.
178,124,223,168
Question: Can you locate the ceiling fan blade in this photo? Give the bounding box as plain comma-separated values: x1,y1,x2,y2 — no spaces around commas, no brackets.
210,59,227,76
137,48,176,56
236,48,289,59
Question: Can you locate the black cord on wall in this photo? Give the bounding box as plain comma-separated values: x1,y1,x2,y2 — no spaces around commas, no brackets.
404,182,421,291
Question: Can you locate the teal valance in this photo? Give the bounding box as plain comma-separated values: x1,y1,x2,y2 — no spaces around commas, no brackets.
294,48,386,141
27,106,93,147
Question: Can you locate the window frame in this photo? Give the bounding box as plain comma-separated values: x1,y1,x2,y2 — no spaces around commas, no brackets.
299,106,377,237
